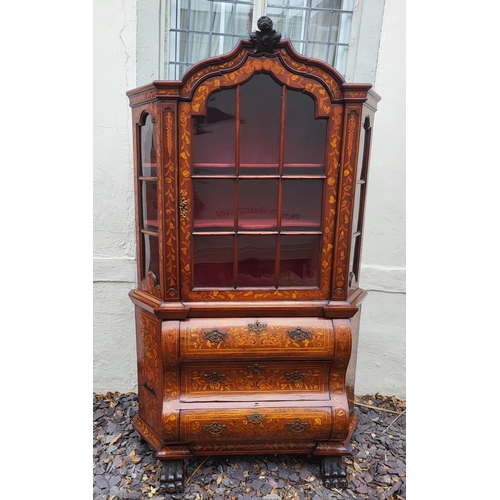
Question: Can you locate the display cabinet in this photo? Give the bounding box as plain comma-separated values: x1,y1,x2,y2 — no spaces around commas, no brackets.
126,17,379,493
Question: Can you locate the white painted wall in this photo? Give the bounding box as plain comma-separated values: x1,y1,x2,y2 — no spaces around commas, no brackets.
93,0,138,392
93,0,405,398
355,0,406,397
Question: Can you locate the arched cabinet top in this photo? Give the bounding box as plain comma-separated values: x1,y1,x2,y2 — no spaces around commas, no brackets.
127,39,373,109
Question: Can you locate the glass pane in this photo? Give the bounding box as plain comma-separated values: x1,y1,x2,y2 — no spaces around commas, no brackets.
240,74,281,172
352,183,361,234
309,0,343,8
189,33,211,62
239,180,278,230
143,233,160,282
193,179,234,231
238,235,276,287
169,31,188,67
214,2,235,32
288,0,307,8
140,114,157,177
306,42,329,61
141,181,158,230
193,88,236,173
287,9,307,40
169,63,190,81
279,235,320,287
309,10,331,42
234,4,253,34
282,180,323,230
266,7,286,35
194,235,234,287
356,125,366,181
284,90,326,174
349,234,360,287
189,1,212,31
210,35,240,57
332,13,352,44
261,1,354,76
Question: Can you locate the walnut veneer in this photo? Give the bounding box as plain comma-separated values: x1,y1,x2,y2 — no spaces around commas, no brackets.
126,17,380,492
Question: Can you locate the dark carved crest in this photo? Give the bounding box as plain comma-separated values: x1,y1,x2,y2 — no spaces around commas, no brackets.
249,16,281,54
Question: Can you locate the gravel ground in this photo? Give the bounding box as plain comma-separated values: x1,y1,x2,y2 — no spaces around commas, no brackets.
93,393,405,500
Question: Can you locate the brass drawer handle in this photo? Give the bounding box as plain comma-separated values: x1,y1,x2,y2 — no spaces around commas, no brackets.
203,329,227,343
203,372,226,383
246,412,267,424
285,371,305,382
288,327,310,341
287,419,309,433
204,421,226,435
143,382,157,398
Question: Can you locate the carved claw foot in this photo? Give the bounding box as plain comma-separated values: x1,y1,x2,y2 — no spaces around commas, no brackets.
321,456,348,489
160,459,184,493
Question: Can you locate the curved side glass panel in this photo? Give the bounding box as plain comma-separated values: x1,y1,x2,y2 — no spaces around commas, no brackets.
138,113,159,286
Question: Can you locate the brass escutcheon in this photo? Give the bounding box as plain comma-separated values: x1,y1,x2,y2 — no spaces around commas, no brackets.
247,363,266,373
248,320,268,334
246,411,267,424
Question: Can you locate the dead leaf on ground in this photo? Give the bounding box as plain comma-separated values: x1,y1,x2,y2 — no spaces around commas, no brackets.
109,433,122,445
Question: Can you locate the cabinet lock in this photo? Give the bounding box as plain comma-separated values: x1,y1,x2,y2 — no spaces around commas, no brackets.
179,196,188,220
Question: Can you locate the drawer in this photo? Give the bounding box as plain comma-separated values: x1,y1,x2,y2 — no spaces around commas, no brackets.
180,361,331,402
179,317,334,359
181,407,332,443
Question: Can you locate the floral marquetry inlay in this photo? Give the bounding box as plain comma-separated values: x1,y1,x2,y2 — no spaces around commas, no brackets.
181,362,329,399
161,321,180,443
190,56,334,117
180,320,335,358
127,26,379,474
137,311,161,427
182,409,331,442
333,107,361,299
162,106,178,297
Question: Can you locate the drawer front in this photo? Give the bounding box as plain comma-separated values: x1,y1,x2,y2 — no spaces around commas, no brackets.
180,318,334,359
181,408,332,443
180,361,331,402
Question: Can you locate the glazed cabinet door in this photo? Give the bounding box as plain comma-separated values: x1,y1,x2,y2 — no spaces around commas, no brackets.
178,72,342,302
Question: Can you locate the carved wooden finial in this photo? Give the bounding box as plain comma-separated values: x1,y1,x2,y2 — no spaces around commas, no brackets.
249,16,281,54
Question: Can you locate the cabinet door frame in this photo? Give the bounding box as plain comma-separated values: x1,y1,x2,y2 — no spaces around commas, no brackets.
178,54,343,302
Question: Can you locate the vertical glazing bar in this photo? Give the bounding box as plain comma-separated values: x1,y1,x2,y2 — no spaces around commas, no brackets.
253,0,266,28
219,3,226,55
186,0,191,65
325,9,333,64
209,0,214,59
233,84,241,288
284,0,291,41
275,85,287,287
